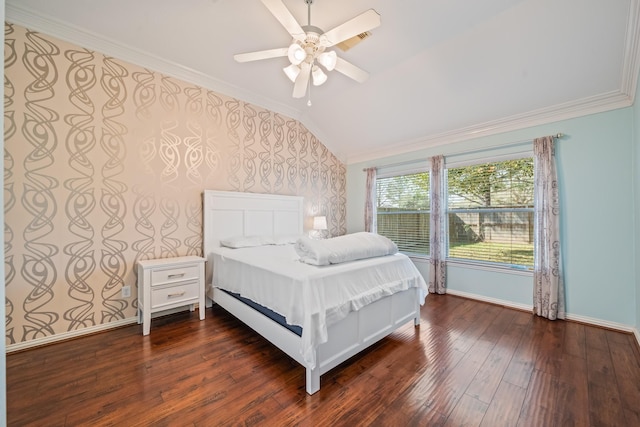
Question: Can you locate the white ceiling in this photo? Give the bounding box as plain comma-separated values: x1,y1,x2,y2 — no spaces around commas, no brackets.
6,0,640,164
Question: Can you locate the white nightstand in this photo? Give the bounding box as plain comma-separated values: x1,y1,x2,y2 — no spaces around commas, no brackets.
137,256,206,335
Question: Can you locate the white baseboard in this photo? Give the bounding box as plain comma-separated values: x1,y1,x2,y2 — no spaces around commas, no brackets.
6,317,138,353
6,306,198,353
445,289,534,312
564,313,636,333
634,328,640,350
445,289,636,334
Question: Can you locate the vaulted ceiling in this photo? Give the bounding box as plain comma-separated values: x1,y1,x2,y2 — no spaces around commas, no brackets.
6,0,640,163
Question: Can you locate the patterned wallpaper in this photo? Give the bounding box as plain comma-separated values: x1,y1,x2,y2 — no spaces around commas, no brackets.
4,23,347,346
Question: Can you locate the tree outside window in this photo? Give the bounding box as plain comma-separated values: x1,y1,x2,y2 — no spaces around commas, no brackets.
447,158,534,267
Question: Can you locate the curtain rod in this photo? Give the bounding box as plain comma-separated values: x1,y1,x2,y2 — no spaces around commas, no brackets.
363,133,564,172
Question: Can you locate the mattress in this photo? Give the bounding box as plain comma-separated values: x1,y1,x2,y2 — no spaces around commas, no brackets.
211,243,428,367
220,288,302,336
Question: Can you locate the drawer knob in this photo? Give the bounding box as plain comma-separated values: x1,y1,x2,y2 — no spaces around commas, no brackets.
167,291,186,298
167,273,185,279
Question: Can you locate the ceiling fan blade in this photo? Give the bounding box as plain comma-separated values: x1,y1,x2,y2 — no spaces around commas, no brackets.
334,57,369,83
320,9,381,47
292,62,311,98
261,0,305,41
234,47,289,63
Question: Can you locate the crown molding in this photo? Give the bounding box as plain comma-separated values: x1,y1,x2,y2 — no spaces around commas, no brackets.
7,1,640,167
346,0,640,164
621,0,640,101
5,3,304,122
345,89,633,164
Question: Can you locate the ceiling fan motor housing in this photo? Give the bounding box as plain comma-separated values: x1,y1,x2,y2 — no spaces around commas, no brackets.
297,26,326,64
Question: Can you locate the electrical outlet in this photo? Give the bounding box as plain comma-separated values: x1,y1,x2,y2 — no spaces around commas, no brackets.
121,285,131,298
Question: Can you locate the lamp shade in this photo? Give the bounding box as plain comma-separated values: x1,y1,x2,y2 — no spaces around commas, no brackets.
317,50,337,71
313,216,327,230
283,63,300,82
311,65,327,86
287,43,306,65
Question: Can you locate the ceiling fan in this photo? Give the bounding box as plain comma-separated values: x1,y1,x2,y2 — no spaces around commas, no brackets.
234,0,381,100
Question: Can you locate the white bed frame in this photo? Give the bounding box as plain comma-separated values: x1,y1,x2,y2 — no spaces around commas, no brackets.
202,190,421,394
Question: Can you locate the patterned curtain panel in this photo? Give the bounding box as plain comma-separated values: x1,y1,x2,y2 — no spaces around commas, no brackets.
364,167,377,233
533,136,566,319
428,155,446,294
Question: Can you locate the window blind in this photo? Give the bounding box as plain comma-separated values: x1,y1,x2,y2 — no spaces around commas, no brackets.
447,157,534,267
376,171,430,256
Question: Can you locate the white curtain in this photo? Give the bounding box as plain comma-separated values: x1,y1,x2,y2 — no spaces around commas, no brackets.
428,155,446,294
364,167,377,233
533,136,565,319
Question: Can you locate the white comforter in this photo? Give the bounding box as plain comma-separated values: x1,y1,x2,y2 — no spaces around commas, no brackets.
294,232,398,265
211,244,427,369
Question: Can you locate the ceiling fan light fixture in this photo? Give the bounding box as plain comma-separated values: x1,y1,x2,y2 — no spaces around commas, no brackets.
234,0,380,101
283,63,301,82
311,65,327,86
287,42,306,65
317,50,337,71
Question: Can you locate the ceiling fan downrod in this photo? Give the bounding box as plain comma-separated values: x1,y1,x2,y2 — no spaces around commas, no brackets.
306,0,312,26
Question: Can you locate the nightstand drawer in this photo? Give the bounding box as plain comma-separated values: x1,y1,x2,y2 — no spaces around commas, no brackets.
151,280,200,308
150,265,200,286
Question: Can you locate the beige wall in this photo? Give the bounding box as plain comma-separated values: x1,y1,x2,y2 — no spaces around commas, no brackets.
4,23,346,345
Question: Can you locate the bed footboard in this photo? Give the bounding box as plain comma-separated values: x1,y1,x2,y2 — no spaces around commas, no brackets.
314,287,420,378
214,286,421,395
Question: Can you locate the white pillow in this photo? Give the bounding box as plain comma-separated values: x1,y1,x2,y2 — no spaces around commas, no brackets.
271,234,303,245
219,235,269,249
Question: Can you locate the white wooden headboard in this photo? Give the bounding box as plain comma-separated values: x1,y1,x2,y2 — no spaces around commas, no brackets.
202,190,304,288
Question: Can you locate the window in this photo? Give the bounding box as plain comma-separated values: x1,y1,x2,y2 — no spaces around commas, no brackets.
446,158,534,267
376,172,430,256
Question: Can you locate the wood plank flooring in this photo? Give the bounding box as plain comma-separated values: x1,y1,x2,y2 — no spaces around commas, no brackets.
7,294,640,426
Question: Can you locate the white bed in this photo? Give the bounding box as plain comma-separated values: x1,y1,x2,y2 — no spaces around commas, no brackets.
202,190,427,394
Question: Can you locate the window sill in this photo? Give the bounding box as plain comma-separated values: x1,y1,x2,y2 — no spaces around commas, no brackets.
446,259,534,276
403,254,533,276
407,254,429,264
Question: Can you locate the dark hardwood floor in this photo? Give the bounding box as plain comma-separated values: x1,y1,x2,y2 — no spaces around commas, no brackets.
7,294,640,426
